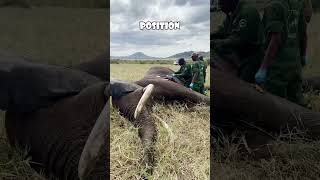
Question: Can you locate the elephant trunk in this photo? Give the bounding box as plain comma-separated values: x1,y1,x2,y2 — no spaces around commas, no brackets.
213,69,320,139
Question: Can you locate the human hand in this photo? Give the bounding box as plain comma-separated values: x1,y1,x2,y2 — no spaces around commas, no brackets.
301,56,307,67
255,68,267,85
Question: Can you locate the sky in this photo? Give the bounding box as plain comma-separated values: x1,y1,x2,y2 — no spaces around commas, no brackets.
110,0,210,58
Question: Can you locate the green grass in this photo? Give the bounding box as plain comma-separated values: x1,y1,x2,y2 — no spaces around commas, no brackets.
110,64,210,179
212,12,320,179
111,58,210,65
0,7,106,179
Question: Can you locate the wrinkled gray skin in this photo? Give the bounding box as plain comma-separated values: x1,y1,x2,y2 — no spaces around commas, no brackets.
1,53,108,179
77,56,210,105
135,67,210,105
1,52,156,180
212,54,320,156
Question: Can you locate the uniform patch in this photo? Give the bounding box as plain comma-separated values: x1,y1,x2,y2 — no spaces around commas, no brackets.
239,19,247,28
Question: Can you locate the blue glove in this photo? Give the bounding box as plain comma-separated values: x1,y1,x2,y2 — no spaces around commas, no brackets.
301,56,307,67
255,68,267,85
189,83,194,89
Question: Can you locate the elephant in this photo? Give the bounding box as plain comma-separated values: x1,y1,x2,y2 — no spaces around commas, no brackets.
76,54,210,175
211,53,320,155
75,55,210,106
0,52,156,180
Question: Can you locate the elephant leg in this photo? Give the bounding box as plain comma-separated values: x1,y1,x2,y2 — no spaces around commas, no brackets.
112,85,157,173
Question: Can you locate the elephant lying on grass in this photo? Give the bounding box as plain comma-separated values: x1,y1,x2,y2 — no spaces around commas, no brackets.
79,55,210,173
1,52,155,180
135,66,210,105
77,55,210,106
212,54,320,155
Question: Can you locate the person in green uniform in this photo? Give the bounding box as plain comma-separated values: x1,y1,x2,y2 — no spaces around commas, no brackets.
255,0,307,105
172,58,193,87
190,53,205,94
211,0,264,83
300,0,312,67
199,55,207,94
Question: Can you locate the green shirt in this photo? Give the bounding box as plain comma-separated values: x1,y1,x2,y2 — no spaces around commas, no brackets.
200,60,207,83
262,0,305,67
174,63,192,85
191,61,205,85
212,0,264,59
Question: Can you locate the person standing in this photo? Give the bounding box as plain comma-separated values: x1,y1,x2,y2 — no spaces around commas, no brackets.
300,0,313,67
199,55,207,94
190,53,205,94
255,0,307,105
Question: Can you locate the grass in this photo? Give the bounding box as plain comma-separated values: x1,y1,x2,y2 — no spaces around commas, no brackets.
212,12,320,179
111,59,210,65
110,64,210,179
0,7,106,179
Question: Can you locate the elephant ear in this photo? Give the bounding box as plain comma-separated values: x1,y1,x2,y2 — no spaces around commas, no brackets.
0,54,30,110
74,53,108,81
8,62,101,113
110,79,141,99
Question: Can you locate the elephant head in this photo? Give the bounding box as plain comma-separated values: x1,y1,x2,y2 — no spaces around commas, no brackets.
110,80,156,172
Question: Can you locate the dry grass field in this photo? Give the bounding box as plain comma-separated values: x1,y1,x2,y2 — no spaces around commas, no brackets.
110,63,210,179
0,7,107,179
212,12,320,179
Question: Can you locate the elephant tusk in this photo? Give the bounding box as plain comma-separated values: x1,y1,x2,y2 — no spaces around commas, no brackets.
134,84,155,119
153,114,174,144
78,102,109,180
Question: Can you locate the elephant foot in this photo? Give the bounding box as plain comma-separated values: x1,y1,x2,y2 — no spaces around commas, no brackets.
135,84,155,119
78,102,109,180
